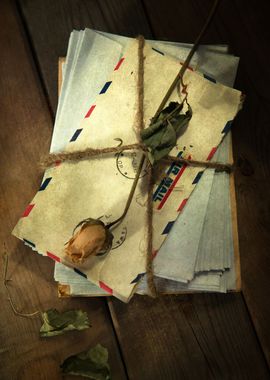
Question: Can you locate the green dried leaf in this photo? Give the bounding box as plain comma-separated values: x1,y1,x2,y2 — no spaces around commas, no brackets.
60,344,111,380
141,101,192,163
40,309,90,337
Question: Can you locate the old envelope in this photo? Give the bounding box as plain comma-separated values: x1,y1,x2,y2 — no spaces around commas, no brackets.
13,40,241,301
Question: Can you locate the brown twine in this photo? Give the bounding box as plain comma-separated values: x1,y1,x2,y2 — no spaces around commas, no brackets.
40,0,225,298
165,156,233,173
136,36,157,296
40,143,146,169
136,35,145,138
41,146,233,174
146,165,157,297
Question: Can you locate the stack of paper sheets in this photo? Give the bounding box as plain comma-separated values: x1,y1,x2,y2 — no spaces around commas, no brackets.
13,29,241,302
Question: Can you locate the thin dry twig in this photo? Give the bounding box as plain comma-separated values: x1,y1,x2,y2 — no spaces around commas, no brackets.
3,245,40,318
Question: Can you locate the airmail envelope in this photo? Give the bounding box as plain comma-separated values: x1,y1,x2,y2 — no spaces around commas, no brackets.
13,40,241,302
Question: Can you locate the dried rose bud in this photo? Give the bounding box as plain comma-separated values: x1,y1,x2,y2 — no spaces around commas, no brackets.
64,219,113,264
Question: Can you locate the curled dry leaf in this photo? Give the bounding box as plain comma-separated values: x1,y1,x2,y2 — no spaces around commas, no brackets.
141,101,192,164
40,309,90,337
60,344,111,379
65,219,113,264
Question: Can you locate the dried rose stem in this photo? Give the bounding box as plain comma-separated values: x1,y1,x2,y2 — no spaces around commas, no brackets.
108,0,221,228
165,155,233,173
107,154,146,229
152,0,221,121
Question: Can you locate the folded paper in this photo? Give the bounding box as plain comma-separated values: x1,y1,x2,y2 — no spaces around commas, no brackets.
13,39,241,301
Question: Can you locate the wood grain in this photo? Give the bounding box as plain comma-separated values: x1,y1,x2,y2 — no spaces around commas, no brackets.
10,0,270,378
142,0,270,366
0,1,126,379
109,294,269,379
18,0,152,114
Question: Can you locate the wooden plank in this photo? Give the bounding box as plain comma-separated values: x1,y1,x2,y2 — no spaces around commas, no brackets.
18,0,152,114
142,0,228,43
16,0,270,377
109,294,269,379
0,1,126,379
142,0,270,366
232,94,270,364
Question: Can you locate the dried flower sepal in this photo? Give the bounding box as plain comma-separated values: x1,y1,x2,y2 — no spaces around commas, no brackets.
65,218,113,264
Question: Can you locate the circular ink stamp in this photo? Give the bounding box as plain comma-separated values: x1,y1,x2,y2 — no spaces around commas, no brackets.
116,150,149,179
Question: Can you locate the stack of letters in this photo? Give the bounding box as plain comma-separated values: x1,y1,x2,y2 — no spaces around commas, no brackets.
13,29,242,302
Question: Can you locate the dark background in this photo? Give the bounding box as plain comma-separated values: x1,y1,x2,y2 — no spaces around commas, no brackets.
0,1,270,379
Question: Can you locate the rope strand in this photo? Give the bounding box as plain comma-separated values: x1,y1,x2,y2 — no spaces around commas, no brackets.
41,0,225,297
40,143,146,168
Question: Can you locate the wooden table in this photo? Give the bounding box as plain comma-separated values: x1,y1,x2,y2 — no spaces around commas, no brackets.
1,1,270,378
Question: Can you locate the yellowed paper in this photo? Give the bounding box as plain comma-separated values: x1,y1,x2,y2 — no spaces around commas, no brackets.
13,40,241,301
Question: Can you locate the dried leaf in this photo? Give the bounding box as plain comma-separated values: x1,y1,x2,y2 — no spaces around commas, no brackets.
60,344,111,380
141,101,192,163
40,309,90,337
